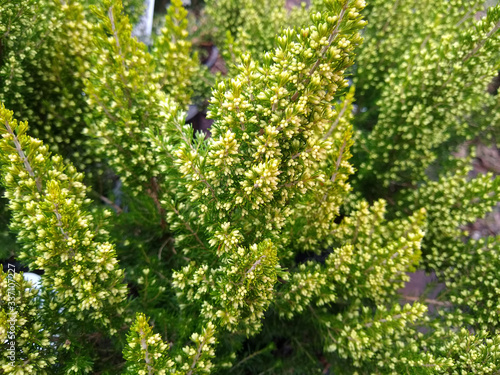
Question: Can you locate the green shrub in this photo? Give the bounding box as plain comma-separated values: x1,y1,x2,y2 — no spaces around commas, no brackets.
1,0,500,373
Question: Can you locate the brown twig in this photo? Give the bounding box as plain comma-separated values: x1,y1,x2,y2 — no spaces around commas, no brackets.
99,195,123,214
146,177,167,230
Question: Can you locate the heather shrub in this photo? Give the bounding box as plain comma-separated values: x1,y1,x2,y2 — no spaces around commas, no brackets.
1,0,500,373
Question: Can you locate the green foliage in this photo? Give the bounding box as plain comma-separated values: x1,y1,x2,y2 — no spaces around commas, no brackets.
354,0,500,189
0,269,56,374
152,0,202,109
1,0,500,373
0,0,147,256
439,236,500,331
206,0,309,74
275,201,426,319
123,313,175,374
0,104,127,329
85,0,166,197
396,163,500,269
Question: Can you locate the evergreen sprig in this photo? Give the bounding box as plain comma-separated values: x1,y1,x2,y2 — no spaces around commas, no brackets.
355,1,500,190
1,0,500,373
0,104,127,334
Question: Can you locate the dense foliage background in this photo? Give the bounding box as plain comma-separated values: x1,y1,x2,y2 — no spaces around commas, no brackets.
1,0,500,373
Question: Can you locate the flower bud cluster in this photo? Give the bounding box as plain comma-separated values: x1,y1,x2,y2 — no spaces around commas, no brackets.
439,236,500,332
197,0,366,252
467,90,500,145
0,0,108,175
398,164,500,269
285,87,356,252
84,0,165,197
173,239,279,335
0,105,127,333
176,321,217,374
3,0,500,373
0,269,56,373
276,200,426,319
123,313,175,374
151,0,200,109
435,329,500,373
322,302,427,366
165,6,367,369
355,1,500,188
206,0,308,76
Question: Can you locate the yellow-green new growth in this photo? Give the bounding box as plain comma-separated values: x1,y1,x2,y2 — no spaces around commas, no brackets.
355,1,500,188
206,0,309,75
0,269,56,374
196,0,367,253
286,87,356,253
0,104,127,333
151,0,200,108
276,200,426,319
0,0,98,172
124,313,175,375
85,0,165,196
173,239,279,335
